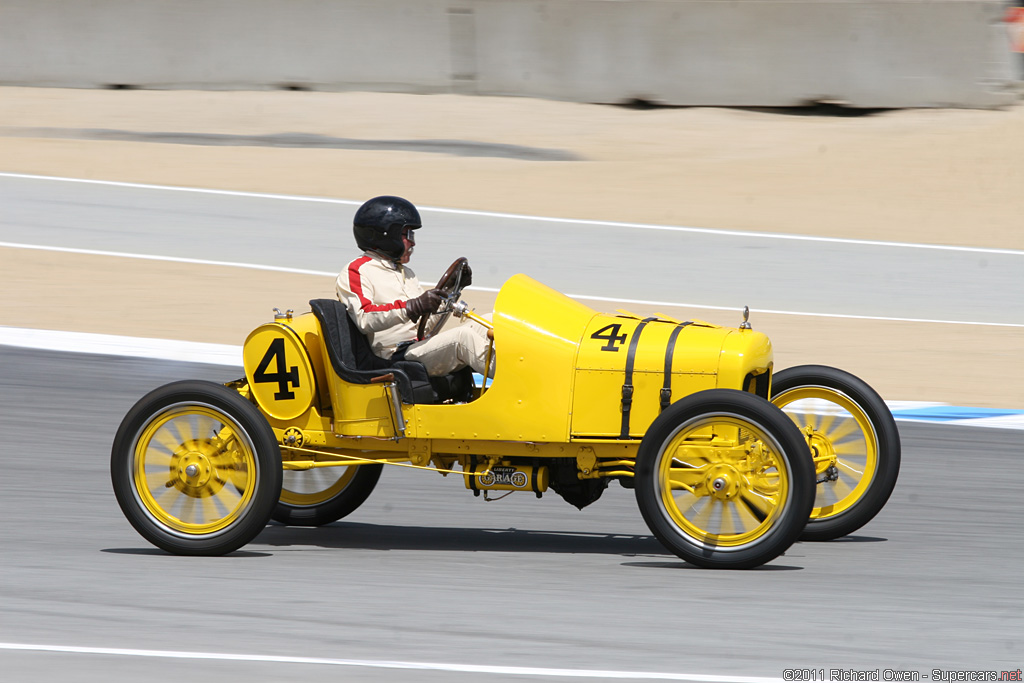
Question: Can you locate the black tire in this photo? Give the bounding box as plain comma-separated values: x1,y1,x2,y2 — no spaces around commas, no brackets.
771,365,901,541
635,389,815,569
111,380,282,555
272,463,382,526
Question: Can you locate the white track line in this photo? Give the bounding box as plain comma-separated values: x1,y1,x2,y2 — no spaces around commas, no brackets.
0,241,330,276
3,241,1021,328
0,327,241,365
0,642,782,681
563,292,1024,328
3,171,1022,256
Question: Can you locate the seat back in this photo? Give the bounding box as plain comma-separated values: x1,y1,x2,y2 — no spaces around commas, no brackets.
309,299,437,405
309,299,389,376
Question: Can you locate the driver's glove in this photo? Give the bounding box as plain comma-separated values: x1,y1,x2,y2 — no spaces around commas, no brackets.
461,262,473,288
406,289,443,323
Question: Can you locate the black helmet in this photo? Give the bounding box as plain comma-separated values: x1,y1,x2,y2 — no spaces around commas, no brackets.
353,195,422,259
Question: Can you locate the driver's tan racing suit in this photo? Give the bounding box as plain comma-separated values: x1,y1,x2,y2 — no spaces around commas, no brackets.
336,250,494,377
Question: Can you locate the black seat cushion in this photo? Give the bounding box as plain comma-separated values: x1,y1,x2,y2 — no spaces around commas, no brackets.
309,299,437,404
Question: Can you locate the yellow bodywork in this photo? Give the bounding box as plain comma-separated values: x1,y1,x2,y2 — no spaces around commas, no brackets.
239,274,774,481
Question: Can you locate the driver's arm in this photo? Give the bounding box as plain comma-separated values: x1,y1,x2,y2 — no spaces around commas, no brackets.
336,267,409,334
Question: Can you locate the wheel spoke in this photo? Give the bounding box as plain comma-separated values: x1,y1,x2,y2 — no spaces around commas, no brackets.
817,473,853,506
736,499,764,531
210,492,233,520
704,501,724,536
177,494,198,525
833,470,856,495
672,489,697,515
200,494,227,524
215,481,243,508
141,449,173,469
816,482,837,508
816,410,836,437
739,490,772,523
727,500,756,536
153,484,179,508
785,406,815,432
169,416,196,446
143,468,173,493
834,447,867,464
193,414,220,440
708,499,724,536
686,495,713,530
152,426,185,454
785,408,812,432
820,415,859,444
735,500,763,534
832,439,867,458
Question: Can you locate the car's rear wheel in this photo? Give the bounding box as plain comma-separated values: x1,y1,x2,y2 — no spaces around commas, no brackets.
111,380,282,555
273,463,382,526
771,365,900,541
635,389,814,569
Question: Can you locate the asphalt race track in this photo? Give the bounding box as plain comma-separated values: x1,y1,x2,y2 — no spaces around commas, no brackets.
0,346,1021,681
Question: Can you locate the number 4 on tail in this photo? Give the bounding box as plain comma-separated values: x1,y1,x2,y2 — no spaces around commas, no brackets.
254,338,300,399
591,323,628,351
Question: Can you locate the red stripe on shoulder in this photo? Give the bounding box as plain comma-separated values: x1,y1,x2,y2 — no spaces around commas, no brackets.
348,256,407,313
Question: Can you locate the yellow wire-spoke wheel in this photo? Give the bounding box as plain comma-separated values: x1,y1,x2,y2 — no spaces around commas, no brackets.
133,405,257,535
273,460,383,527
111,381,282,556
660,417,790,547
771,365,901,542
771,387,877,520
635,389,815,569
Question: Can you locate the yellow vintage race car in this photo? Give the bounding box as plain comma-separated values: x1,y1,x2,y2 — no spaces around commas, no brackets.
111,259,900,569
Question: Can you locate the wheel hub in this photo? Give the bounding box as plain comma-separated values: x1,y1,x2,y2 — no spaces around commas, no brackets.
704,464,743,500
170,439,229,496
805,427,838,475
178,452,213,487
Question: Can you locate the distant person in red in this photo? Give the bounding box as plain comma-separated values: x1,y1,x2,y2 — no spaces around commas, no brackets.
1008,5,1024,55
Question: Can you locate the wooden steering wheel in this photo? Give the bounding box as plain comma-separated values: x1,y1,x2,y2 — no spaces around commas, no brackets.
416,257,470,341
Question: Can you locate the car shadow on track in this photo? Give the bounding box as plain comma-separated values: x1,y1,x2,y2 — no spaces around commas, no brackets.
822,535,887,543
621,560,802,571
101,548,272,558
255,521,671,556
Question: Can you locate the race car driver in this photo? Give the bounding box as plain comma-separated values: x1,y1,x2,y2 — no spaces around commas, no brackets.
336,195,495,378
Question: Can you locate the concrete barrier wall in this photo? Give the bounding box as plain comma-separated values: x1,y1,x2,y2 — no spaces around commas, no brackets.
0,0,1017,107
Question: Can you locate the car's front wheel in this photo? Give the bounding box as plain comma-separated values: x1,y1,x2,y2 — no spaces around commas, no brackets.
771,365,901,541
635,389,815,569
